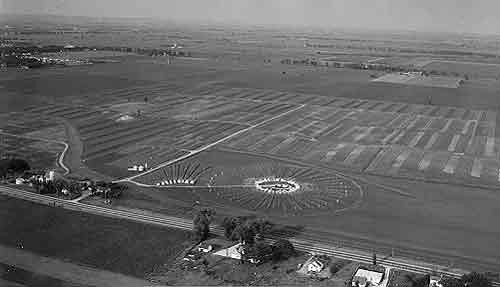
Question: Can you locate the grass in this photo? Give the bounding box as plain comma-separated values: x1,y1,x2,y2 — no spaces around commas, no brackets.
0,134,63,171
0,263,86,287
151,250,351,286
0,194,193,279
387,269,427,287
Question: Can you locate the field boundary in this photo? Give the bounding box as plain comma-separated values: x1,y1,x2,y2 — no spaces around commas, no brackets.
118,104,306,183
0,131,70,175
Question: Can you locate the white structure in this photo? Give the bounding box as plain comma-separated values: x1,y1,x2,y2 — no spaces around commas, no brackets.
430,275,443,287
15,178,25,185
352,268,384,287
127,163,148,172
254,177,300,194
212,243,259,263
213,243,243,260
197,244,213,253
48,170,55,181
307,259,325,273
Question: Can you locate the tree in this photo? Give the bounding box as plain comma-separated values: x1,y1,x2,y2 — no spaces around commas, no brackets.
441,277,464,287
222,217,239,239
8,158,30,174
271,239,296,261
193,208,215,242
249,219,274,240
242,241,273,264
0,159,8,179
231,221,256,244
441,273,492,287
462,272,492,287
407,274,430,287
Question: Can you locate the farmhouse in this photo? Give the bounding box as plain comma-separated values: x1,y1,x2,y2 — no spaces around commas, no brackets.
213,243,260,264
307,257,325,273
127,163,148,172
429,275,443,287
352,267,384,287
197,242,214,253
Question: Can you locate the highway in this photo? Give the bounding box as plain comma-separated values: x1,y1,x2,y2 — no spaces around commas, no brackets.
1,184,498,285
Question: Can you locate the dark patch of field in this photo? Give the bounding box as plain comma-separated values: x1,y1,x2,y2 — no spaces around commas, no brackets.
387,269,428,287
0,263,86,287
0,134,64,171
0,194,193,279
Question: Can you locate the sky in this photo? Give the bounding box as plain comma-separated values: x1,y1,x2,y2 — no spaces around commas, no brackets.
1,0,500,35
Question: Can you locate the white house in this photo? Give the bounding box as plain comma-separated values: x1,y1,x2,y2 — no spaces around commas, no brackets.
128,163,148,172
307,259,325,273
430,275,443,287
213,243,260,264
197,243,214,253
352,268,384,287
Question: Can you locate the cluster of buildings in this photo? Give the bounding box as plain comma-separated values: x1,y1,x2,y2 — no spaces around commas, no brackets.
15,170,55,185
127,162,149,172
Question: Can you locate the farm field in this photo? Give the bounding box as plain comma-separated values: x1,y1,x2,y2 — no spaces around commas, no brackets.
4,25,500,273
135,152,363,215
424,60,500,79
0,194,193,279
0,113,67,171
113,149,500,272
373,73,462,88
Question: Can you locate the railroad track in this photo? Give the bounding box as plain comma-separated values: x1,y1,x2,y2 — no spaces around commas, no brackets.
1,185,499,286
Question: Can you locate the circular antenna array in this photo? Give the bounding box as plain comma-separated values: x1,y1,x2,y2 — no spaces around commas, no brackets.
254,177,300,194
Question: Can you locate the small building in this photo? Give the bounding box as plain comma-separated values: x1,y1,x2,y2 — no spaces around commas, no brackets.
430,275,443,287
15,178,25,185
127,163,148,172
352,267,384,287
213,242,260,264
307,258,325,273
197,243,214,253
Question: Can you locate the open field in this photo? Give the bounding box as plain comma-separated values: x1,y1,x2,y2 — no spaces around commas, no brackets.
0,194,192,279
135,151,363,215
2,55,500,265
7,69,497,188
373,73,462,88
424,61,500,79
4,17,500,273
0,113,67,171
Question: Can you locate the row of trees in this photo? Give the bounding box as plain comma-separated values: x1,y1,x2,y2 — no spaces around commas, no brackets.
192,210,296,264
280,57,471,80
193,208,216,242
221,216,274,244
